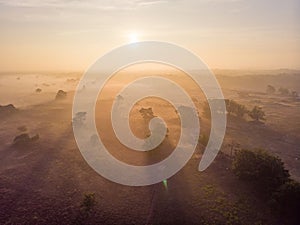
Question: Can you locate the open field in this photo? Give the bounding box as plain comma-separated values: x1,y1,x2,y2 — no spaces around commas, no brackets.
0,70,299,224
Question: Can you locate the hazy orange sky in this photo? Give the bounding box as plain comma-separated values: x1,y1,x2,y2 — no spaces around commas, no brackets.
0,0,299,72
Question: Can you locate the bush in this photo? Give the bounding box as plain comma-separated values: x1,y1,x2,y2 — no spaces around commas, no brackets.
232,149,290,193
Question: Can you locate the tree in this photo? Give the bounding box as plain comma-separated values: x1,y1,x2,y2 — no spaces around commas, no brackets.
225,99,232,115
266,85,276,94
291,91,298,99
139,107,156,137
248,106,265,122
227,140,240,157
225,100,248,119
73,112,87,127
235,103,248,118
232,149,290,193
271,180,300,222
55,90,67,100
278,87,290,96
139,107,155,121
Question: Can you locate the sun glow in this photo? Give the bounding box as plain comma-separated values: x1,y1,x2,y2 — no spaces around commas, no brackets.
129,32,139,43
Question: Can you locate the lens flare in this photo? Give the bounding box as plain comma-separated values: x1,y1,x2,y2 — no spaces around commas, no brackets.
163,179,168,191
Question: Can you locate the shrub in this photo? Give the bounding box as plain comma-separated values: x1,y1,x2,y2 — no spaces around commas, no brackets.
232,149,290,193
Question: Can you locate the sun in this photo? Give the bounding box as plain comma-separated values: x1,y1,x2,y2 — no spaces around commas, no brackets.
129,32,139,43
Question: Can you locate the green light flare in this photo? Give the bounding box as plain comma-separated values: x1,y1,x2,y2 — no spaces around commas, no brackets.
163,179,168,190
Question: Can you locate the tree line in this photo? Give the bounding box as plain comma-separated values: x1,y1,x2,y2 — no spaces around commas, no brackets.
203,99,266,122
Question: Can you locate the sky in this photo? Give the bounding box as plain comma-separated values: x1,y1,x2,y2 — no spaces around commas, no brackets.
0,0,299,72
